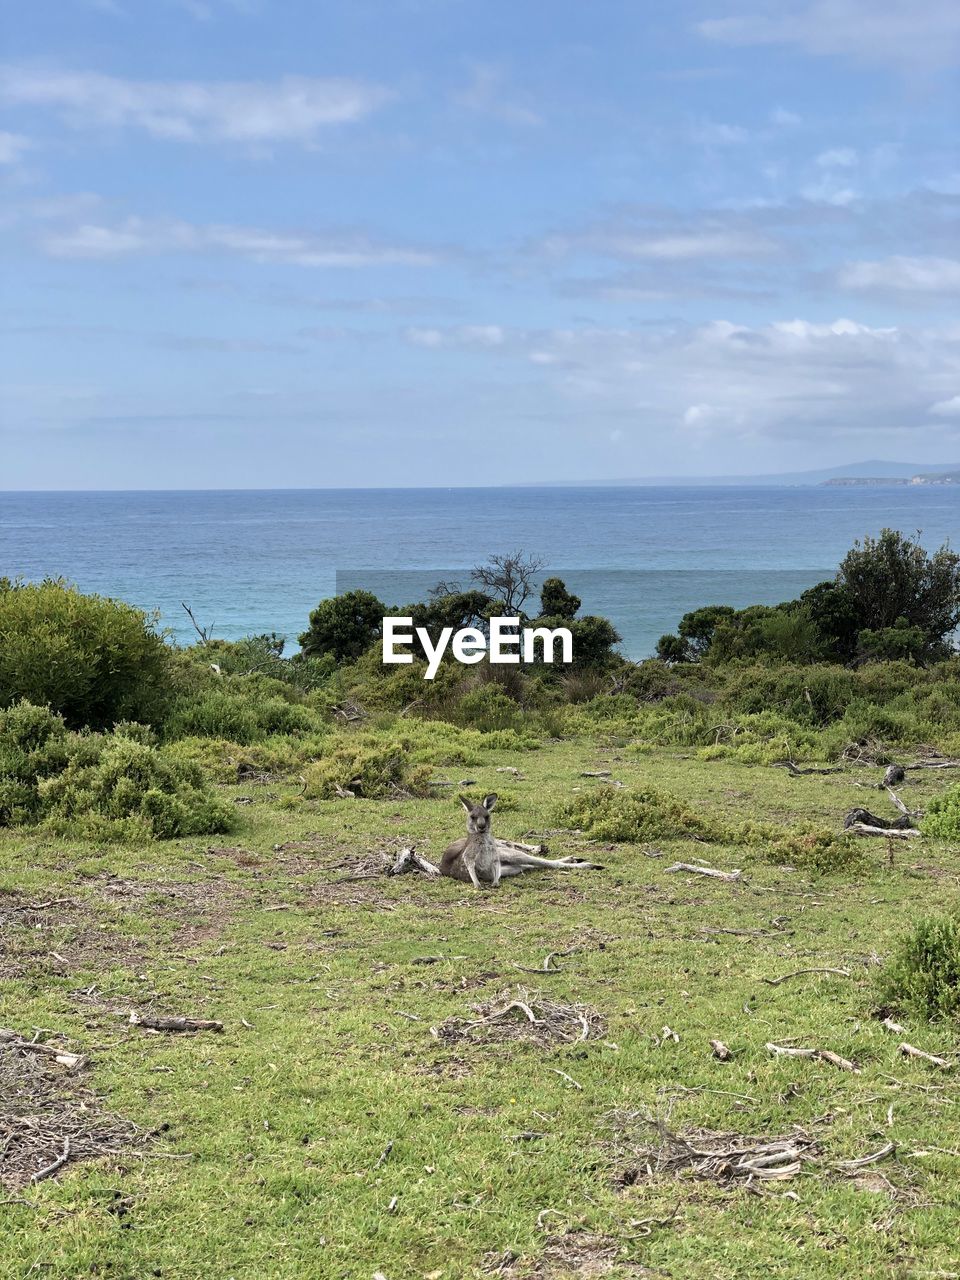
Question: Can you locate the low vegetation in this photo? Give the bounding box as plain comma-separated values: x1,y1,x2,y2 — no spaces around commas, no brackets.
1,532,959,1276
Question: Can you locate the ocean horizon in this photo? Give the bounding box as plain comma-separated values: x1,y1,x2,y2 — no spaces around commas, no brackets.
3,485,958,659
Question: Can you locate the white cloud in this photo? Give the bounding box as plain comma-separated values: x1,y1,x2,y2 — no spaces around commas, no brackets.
0,130,30,163
405,324,506,348
544,224,778,262
0,67,390,142
40,215,438,267
770,107,802,126
817,147,857,167
698,0,960,73
454,64,542,127
800,176,857,206
400,316,960,443
691,120,749,146
930,394,960,417
838,255,960,295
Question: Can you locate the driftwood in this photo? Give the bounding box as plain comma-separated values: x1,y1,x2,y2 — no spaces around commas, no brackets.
761,967,850,986
387,846,440,877
907,756,960,770
899,1042,952,1069
844,807,915,832
0,1030,85,1072
665,862,743,882
773,761,843,777
31,1137,71,1184
766,1042,860,1073
709,1039,731,1061
848,823,920,839
837,1141,896,1170
128,1013,223,1034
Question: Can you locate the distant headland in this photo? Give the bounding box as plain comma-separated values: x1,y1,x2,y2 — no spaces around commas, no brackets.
534,461,960,488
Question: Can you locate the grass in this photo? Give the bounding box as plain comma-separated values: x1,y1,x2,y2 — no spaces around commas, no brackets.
2,735,960,1278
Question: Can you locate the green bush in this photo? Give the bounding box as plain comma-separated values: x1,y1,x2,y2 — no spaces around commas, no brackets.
164,684,319,744
303,735,432,799
0,579,173,730
299,590,385,663
762,828,864,874
0,702,234,840
922,784,960,841
557,783,727,843
878,914,960,1022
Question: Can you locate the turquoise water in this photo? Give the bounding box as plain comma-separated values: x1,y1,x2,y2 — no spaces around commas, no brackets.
2,487,957,658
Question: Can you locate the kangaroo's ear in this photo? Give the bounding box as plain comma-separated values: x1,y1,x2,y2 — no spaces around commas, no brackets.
482,793,498,811
459,794,473,812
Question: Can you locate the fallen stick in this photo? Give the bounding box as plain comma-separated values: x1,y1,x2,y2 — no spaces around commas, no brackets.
386,846,440,877
709,1039,731,1061
497,838,548,855
549,1067,583,1090
881,1017,906,1034
848,823,920,839
129,1013,224,1033
666,862,743,882
837,1141,896,1170
898,1042,952,1069
761,967,851,986
773,761,843,777
766,1042,860,1073
580,770,612,778
0,1030,86,1071
31,1137,70,1184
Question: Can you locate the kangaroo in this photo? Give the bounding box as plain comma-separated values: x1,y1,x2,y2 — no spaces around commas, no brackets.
440,794,604,888
441,793,501,888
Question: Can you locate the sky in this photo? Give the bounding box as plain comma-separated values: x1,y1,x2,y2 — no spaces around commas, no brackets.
1,0,959,488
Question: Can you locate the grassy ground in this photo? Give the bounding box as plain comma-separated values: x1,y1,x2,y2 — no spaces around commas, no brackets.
1,739,959,1279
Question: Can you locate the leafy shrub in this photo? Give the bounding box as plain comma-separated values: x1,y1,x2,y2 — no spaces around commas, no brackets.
0,702,234,840
164,685,319,744
922,784,960,841
299,590,385,663
0,579,173,730
877,914,960,1022
303,735,432,799
762,828,864,874
451,685,525,733
557,783,727,843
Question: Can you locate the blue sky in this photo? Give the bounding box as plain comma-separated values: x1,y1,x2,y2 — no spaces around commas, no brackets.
2,0,959,487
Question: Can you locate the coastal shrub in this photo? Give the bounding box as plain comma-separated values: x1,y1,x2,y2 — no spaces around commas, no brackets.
922,784,960,841
877,914,960,1022
0,578,173,730
761,828,864,874
164,685,319,744
299,590,385,663
450,685,525,734
162,733,330,783
0,702,233,839
303,735,432,799
556,783,728,843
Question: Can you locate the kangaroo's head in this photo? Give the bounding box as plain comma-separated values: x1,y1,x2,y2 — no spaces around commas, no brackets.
459,792,498,836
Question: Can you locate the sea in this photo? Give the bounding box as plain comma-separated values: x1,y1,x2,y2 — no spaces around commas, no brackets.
1,487,957,660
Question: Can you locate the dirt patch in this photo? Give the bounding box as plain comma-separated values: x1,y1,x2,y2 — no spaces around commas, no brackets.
0,1031,150,1191
488,1233,664,1278
436,987,606,1047
0,891,148,978
84,871,247,950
